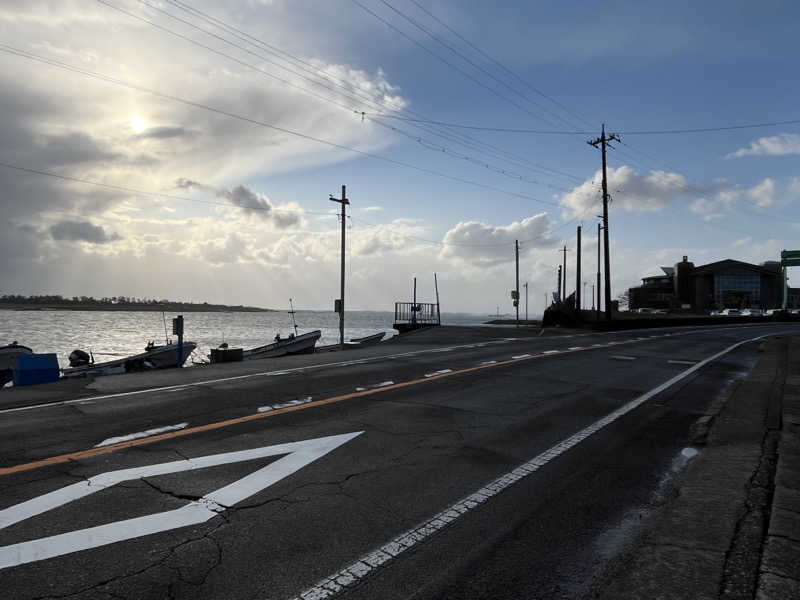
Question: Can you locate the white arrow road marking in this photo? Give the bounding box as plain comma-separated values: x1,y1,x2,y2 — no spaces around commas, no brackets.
0,431,362,569
95,423,189,447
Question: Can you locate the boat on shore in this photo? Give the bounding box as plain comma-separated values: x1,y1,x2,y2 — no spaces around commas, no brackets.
0,342,33,387
61,340,197,378
241,330,321,360
316,331,387,352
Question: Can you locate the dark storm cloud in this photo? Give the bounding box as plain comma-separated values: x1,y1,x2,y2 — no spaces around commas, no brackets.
50,220,121,244
174,178,301,228
35,132,121,166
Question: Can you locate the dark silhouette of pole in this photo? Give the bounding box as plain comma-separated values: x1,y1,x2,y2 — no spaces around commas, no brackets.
559,245,570,305
329,185,349,348
524,281,528,321
557,264,562,302
434,272,441,325
412,276,417,325
591,284,595,310
515,240,520,327
588,125,619,320
597,221,602,320
576,226,582,312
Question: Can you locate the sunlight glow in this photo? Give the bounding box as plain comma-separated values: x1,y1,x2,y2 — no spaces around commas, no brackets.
130,116,147,133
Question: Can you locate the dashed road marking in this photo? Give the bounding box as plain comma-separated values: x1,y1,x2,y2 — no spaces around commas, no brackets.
610,355,637,361
258,397,313,413
95,423,188,447
479,360,497,365
511,354,531,359
542,350,560,354
290,331,783,600
425,369,453,378
668,359,698,365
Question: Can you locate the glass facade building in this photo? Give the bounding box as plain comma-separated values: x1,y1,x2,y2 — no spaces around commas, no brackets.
714,274,761,307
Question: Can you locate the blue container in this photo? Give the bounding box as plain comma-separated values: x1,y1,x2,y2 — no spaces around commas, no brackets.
13,353,60,386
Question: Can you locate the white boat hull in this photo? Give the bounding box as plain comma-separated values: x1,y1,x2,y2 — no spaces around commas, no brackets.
243,330,321,360
62,341,196,377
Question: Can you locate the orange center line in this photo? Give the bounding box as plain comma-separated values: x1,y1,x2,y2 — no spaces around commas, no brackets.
0,341,639,477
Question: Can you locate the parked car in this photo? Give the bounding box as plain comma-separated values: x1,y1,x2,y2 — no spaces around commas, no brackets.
740,309,763,316
721,308,741,316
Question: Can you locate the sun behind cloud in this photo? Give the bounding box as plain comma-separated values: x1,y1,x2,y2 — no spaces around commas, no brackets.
130,116,147,133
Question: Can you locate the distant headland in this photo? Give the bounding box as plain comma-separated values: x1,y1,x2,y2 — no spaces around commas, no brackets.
0,294,274,312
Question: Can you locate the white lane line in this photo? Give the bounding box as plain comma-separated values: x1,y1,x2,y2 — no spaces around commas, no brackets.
165,387,188,393
568,346,583,350
0,339,518,415
668,359,698,365
542,350,560,354
424,369,453,378
94,423,188,447
479,360,497,366
289,330,783,600
376,381,394,388
355,387,366,392
0,432,362,570
511,354,531,359
257,397,313,413
610,355,637,361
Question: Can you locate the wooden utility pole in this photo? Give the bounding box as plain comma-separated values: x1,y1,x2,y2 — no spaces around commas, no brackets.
557,265,562,302
560,245,569,304
597,221,602,320
576,226,582,312
329,185,349,348
515,240,520,327
588,125,619,320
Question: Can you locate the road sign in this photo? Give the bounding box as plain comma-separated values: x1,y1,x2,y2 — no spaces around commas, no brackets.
781,250,800,259
0,432,362,569
782,258,800,267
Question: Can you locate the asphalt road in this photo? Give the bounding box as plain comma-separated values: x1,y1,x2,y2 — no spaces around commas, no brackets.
0,322,796,600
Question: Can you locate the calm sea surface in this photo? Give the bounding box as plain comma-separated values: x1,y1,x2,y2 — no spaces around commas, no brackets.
0,309,492,368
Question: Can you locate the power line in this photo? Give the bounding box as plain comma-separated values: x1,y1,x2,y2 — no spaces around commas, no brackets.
376,0,577,130
123,0,582,186
350,0,563,128
368,114,800,135
0,44,564,209
406,0,594,130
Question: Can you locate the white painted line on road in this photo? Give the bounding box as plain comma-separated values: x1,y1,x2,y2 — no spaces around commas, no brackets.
668,359,698,365
95,423,189,447
425,370,453,378
0,340,518,415
479,360,497,365
290,331,783,600
165,387,188,393
568,346,583,350
0,432,362,570
258,397,313,413
542,350,560,354
511,354,531,359
610,355,637,361
376,381,394,388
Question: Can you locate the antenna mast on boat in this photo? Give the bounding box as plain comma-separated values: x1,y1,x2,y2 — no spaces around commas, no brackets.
161,310,169,344
288,298,298,336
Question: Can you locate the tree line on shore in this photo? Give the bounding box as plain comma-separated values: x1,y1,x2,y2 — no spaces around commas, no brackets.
0,294,271,311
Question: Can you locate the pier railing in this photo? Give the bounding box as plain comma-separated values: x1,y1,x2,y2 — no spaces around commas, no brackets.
394,302,440,326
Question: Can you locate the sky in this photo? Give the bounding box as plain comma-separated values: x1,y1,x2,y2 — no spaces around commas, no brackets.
1,0,799,315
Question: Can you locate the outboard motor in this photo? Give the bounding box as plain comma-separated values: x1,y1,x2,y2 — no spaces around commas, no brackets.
69,349,92,367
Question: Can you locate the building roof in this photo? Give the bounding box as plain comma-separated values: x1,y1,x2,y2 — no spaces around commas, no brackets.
691,258,780,277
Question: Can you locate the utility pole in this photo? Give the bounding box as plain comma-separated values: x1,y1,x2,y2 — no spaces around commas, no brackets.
557,264,562,302
434,273,441,325
576,225,582,312
588,125,620,320
560,245,569,305
329,185,349,348
524,281,528,321
591,284,595,310
514,240,520,327
583,281,587,309
597,221,602,320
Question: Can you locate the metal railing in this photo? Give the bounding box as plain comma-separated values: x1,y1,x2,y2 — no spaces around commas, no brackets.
394,302,440,325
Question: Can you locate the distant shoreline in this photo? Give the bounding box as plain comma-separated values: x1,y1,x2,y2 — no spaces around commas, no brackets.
0,303,274,313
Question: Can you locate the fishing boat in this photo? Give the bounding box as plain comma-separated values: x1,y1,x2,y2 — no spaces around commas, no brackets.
242,330,321,360
61,340,197,378
346,332,386,347
0,342,33,387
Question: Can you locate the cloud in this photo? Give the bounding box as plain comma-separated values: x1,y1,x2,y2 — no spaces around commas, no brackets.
440,214,554,266
134,126,196,140
726,133,800,158
560,165,688,218
50,220,120,244
176,179,302,228
361,206,383,212
747,177,775,208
